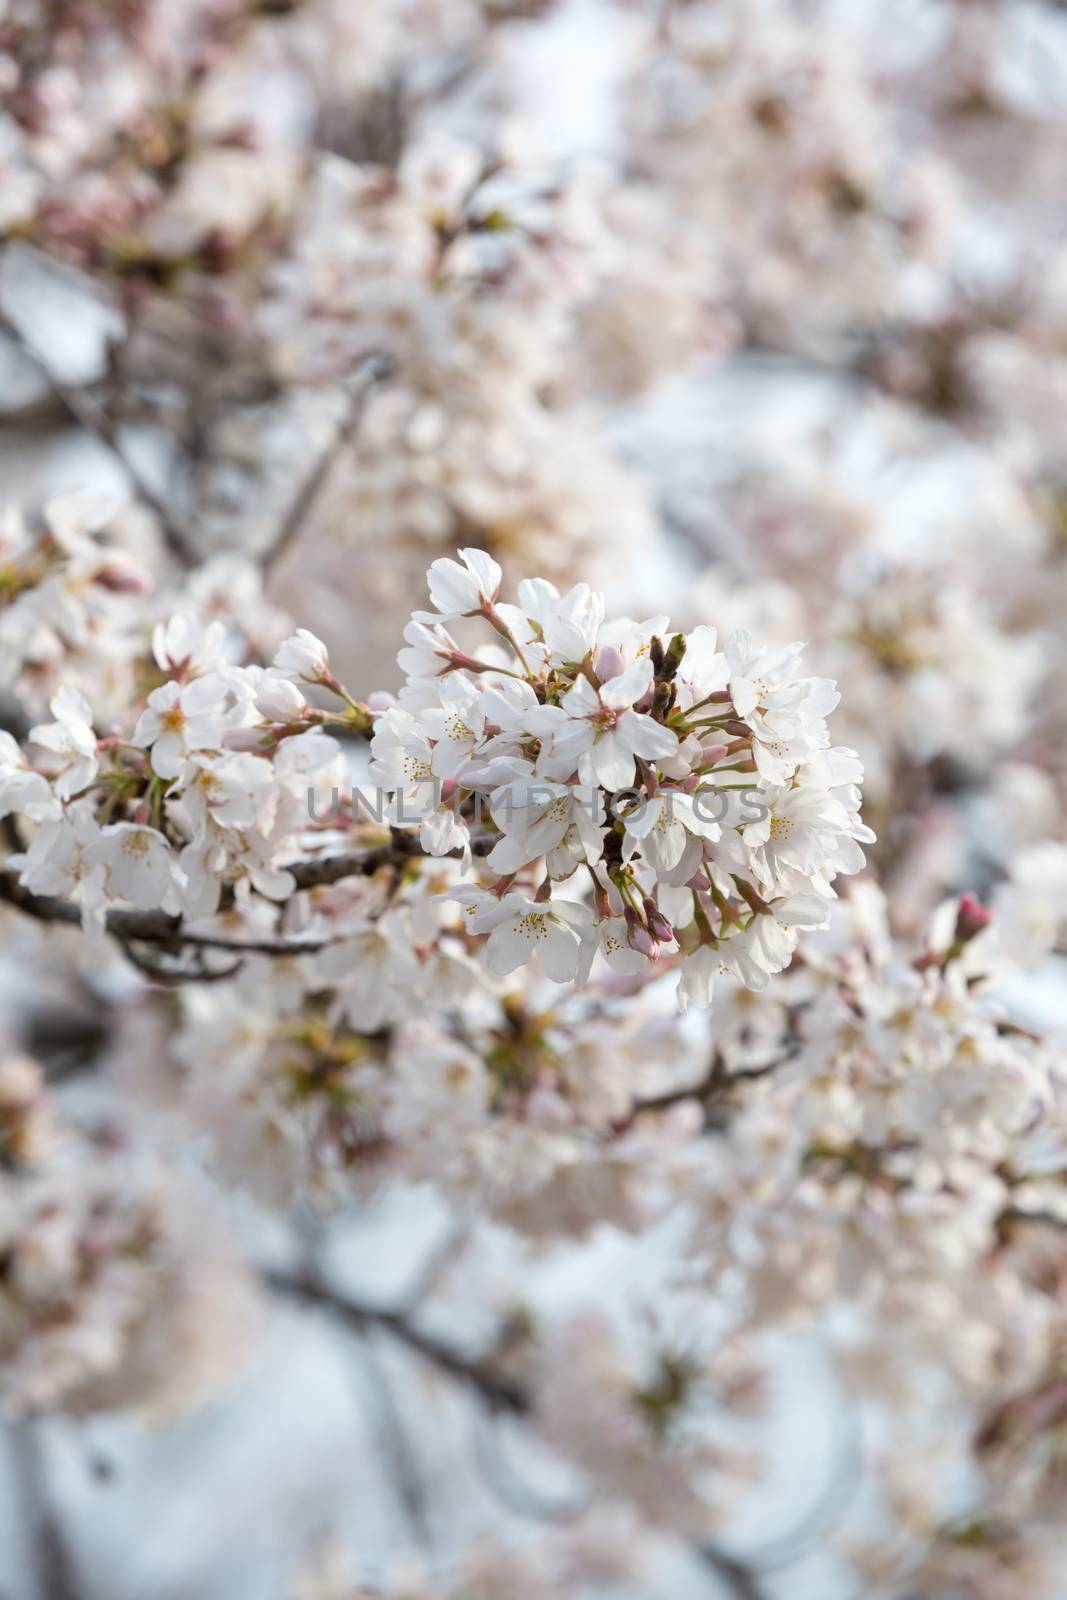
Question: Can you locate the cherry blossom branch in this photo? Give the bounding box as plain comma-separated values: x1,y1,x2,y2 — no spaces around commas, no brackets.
0,833,496,961
259,352,394,574
265,1266,528,1414
628,1044,801,1125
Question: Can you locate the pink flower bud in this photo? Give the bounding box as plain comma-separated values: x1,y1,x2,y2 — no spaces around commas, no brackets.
94,562,151,594
954,892,992,945
699,741,728,765
625,910,658,961
596,645,626,683
644,901,674,944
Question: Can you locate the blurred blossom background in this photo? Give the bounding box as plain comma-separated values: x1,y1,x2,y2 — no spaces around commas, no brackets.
2,1,1067,1597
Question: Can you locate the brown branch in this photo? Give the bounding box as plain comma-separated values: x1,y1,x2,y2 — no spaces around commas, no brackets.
629,1044,800,1125
700,1547,770,1600
265,1267,528,1414
0,304,198,568
260,352,393,574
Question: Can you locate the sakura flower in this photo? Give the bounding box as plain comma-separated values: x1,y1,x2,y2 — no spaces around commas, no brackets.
474,892,593,983
0,732,61,822
98,824,177,910
396,618,463,693
179,752,278,832
515,577,606,664
741,782,863,891
152,612,227,677
29,687,98,799
621,789,721,878
677,945,718,1012
557,661,679,790
418,547,502,621
132,675,243,780
486,771,604,876
597,917,656,976
272,629,331,684
725,632,839,779
253,671,307,723
421,675,489,780
11,805,109,931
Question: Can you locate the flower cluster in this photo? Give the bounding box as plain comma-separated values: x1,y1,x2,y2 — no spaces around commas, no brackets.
0,1056,252,1418
370,548,872,1005
1,611,353,930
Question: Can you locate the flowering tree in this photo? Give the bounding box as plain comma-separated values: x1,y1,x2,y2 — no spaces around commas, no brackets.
3,3,1067,1600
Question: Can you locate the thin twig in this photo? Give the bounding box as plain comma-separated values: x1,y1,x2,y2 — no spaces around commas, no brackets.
700,1546,770,1600
260,353,393,574
0,304,197,567
265,1267,528,1414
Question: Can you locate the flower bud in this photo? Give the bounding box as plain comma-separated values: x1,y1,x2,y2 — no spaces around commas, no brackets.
272,628,330,683
662,632,687,681
644,899,674,944
223,726,273,751
596,645,626,683
953,891,992,946
255,674,306,721
624,909,658,960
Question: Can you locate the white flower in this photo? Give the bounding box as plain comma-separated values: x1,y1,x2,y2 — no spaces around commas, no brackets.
29,687,98,799
675,625,730,707
726,631,839,780
678,945,718,1012
486,770,604,876
152,612,227,676
597,917,653,976
515,577,605,664
557,662,678,790
742,783,858,890
12,805,109,931
0,731,60,822
98,824,177,910
179,752,278,832
132,674,243,780
720,893,831,991
398,133,483,232
418,547,502,620
474,892,593,983
622,789,721,878
421,675,488,780
396,618,461,691
320,916,421,1033
272,629,331,683
369,706,435,791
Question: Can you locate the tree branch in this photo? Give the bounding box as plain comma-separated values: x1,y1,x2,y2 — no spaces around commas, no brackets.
0,304,198,568
0,832,494,959
260,352,393,574
265,1267,528,1414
